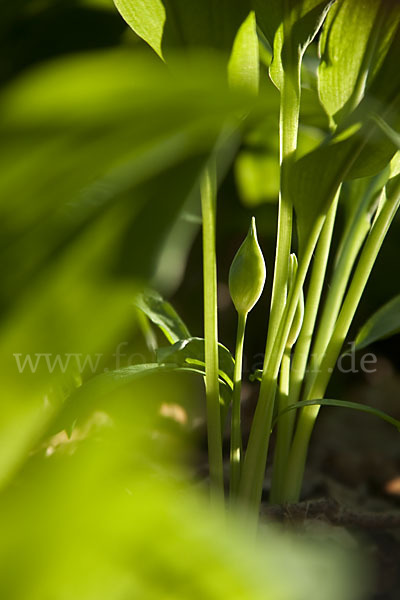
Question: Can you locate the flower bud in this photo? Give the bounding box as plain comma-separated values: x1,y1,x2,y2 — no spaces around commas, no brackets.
286,254,304,348
229,217,266,316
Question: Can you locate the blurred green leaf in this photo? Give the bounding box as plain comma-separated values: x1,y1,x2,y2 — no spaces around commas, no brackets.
0,379,365,600
0,49,259,306
373,115,400,149
49,363,199,435
0,9,371,600
0,48,261,488
236,151,280,206
355,294,400,350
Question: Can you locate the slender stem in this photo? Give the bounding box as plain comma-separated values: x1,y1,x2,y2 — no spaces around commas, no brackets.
285,192,339,434
236,65,301,521
303,189,372,398
200,164,224,502
230,311,247,498
241,116,378,516
283,178,400,502
264,68,300,362
270,347,291,504
239,215,326,517
270,191,339,503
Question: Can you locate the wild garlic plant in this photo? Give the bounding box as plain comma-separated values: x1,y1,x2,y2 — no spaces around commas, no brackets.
115,0,400,523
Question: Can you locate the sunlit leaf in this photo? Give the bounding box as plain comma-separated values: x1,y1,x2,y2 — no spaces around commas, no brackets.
254,0,334,89
113,0,166,58
114,0,253,62
318,0,400,122
228,11,259,95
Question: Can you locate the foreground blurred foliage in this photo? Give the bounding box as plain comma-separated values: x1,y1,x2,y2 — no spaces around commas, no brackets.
0,2,368,598
0,378,363,600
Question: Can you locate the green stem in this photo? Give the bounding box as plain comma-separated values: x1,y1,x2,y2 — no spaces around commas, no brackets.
264,68,299,362
200,164,224,502
285,192,339,433
270,347,291,504
230,311,247,498
239,215,326,517
283,178,400,502
303,188,374,398
237,65,300,520
270,192,339,504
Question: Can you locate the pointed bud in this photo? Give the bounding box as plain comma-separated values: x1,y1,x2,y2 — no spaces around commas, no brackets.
229,217,266,316
286,254,304,348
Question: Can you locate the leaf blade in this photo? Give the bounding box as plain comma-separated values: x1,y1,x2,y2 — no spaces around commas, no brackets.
157,337,235,390
134,289,191,344
318,0,400,122
355,294,400,350
274,399,400,431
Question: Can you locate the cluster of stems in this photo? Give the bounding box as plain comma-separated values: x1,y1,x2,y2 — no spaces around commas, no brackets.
200,59,400,524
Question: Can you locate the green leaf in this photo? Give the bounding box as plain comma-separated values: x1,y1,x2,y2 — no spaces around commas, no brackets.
273,399,400,431
0,48,260,484
355,294,400,350
315,3,400,184
345,24,400,178
290,124,361,252
50,363,208,435
53,340,234,437
114,0,253,60
228,10,259,95
0,50,258,305
299,85,331,131
114,0,260,97
157,337,234,391
291,105,399,252
0,397,364,600
346,133,398,180
254,0,334,89
318,0,400,123
134,289,191,344
114,0,166,58
390,152,400,179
